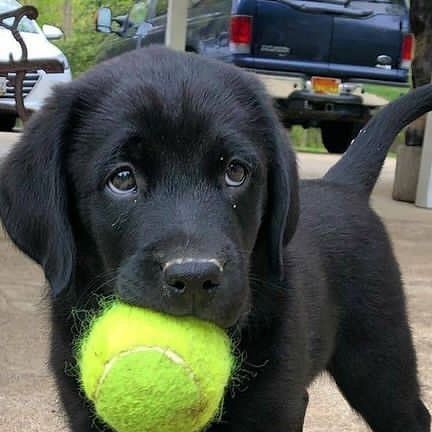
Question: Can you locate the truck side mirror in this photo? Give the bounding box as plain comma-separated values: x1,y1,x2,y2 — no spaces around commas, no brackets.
96,7,113,33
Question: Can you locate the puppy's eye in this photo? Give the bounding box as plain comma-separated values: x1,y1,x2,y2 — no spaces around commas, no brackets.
225,161,247,187
107,168,137,195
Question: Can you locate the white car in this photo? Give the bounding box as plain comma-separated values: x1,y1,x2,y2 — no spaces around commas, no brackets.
0,0,72,131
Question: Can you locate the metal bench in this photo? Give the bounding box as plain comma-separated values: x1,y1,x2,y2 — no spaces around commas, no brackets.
0,5,64,122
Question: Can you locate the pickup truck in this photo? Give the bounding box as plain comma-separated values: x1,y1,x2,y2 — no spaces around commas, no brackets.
230,0,413,152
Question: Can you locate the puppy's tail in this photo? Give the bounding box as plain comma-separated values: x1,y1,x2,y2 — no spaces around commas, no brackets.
324,84,432,196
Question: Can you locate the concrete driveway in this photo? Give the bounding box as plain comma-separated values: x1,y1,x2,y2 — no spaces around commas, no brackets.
0,132,431,431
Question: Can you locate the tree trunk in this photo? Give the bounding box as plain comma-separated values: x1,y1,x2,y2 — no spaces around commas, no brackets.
406,0,432,146
63,0,72,37
411,0,432,87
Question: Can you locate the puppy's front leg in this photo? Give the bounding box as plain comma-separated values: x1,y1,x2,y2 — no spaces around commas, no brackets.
50,321,105,431
208,390,309,432
51,361,100,430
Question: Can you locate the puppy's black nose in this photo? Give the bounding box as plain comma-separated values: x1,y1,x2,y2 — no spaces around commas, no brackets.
164,260,222,293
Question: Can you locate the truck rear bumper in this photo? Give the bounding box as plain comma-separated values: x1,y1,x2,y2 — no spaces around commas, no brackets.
250,72,305,99
276,91,371,125
245,69,391,125
235,56,409,83
246,68,395,107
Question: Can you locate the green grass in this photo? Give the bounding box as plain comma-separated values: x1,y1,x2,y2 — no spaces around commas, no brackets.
290,127,324,153
364,84,409,102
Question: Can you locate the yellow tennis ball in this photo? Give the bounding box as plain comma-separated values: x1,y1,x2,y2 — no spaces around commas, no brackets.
77,302,233,432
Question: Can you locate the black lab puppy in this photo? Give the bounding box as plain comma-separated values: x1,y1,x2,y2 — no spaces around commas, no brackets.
0,47,430,432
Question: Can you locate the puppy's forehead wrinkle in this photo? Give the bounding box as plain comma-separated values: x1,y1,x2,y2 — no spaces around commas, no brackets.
156,177,215,201
127,87,244,133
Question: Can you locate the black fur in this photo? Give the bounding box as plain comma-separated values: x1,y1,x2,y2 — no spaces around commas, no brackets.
0,47,430,432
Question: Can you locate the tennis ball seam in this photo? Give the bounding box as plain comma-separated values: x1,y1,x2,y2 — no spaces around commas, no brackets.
93,346,200,402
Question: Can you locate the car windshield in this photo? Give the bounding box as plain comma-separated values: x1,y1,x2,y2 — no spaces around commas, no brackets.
0,0,38,33
127,0,201,26
128,0,159,25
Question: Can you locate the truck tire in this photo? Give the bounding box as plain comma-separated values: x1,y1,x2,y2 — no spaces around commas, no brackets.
0,114,17,132
321,122,361,154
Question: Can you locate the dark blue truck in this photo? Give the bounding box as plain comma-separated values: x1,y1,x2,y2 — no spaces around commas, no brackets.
96,0,413,153
230,0,413,152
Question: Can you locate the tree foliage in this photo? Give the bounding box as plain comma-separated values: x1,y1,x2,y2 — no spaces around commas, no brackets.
23,0,64,26
23,0,134,75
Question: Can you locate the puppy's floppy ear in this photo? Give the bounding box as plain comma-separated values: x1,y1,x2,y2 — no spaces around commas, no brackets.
0,89,76,295
237,71,299,279
267,122,299,278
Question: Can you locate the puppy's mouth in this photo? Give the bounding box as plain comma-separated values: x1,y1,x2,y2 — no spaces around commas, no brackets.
112,254,250,329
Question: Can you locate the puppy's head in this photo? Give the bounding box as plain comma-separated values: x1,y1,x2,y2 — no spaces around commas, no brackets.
0,47,298,328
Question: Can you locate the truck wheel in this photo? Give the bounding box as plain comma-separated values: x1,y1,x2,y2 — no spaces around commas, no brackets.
0,114,17,132
321,122,361,154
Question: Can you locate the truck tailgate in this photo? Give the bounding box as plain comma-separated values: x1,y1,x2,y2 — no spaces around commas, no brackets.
255,0,333,65
251,0,408,81
331,2,405,69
